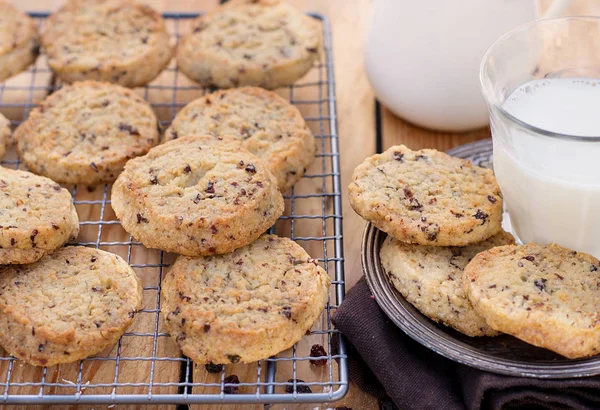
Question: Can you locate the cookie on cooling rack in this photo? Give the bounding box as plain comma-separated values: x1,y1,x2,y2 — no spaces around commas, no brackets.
176,0,322,89
42,0,172,87
164,87,316,192
0,112,11,158
111,135,284,256
465,243,600,359
0,167,79,265
0,1,39,82
348,145,503,246
380,230,514,337
15,81,159,185
0,246,142,366
162,234,330,364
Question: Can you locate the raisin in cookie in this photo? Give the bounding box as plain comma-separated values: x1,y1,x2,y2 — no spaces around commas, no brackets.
177,0,321,89
0,1,39,82
164,87,316,192
162,234,330,364
15,81,159,185
0,112,11,158
111,136,284,256
464,243,600,359
42,0,172,87
0,247,142,366
349,145,503,246
381,230,514,337
0,167,79,265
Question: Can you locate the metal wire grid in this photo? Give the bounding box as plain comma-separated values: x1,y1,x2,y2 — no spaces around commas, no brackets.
0,12,347,405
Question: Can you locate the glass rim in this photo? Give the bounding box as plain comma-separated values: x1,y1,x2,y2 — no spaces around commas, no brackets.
480,15,600,142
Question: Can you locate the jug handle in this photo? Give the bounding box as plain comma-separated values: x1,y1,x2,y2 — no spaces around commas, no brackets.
541,0,572,19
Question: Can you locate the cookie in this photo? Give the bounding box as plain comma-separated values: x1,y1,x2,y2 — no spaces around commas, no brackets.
0,112,11,158
111,135,284,256
349,145,503,246
0,1,39,82
42,0,172,87
0,167,79,265
162,234,330,364
15,81,159,185
380,230,514,337
0,246,142,366
464,243,600,359
176,0,321,89
164,87,316,192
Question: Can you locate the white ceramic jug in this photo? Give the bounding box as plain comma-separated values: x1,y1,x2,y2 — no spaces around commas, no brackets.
365,0,571,132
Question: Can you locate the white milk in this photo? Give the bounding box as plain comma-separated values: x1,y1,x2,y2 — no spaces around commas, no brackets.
494,78,600,257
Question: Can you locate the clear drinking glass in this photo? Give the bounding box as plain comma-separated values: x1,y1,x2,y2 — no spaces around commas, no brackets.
480,17,600,258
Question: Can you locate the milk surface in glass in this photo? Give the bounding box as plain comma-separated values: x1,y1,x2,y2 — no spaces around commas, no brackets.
493,78,600,257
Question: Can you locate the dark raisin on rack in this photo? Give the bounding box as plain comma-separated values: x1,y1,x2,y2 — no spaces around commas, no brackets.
204,363,223,373
223,375,240,394
285,379,312,394
309,344,327,366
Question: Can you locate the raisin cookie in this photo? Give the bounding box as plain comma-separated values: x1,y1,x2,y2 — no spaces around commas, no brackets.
0,167,79,265
0,1,39,82
111,136,284,256
15,81,159,185
164,87,316,192
0,112,11,158
381,230,514,337
465,243,600,359
162,234,330,364
0,246,142,366
349,145,503,246
42,0,172,87
177,0,321,89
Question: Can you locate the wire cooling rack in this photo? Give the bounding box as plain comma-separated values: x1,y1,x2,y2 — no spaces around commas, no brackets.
0,11,347,406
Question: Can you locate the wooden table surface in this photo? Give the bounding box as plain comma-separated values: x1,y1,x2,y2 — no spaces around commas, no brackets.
7,1,600,409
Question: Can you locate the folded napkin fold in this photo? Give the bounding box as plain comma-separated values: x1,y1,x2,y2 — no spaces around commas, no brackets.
332,279,600,410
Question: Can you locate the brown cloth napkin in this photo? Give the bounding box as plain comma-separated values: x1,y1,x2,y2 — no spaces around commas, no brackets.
332,278,600,410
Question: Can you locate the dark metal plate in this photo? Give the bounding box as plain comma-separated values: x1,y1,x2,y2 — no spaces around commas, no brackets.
362,138,600,378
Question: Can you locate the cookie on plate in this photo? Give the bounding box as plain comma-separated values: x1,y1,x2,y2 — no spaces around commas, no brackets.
176,0,321,89
0,167,79,265
42,0,172,87
0,1,39,82
111,135,284,256
464,243,600,358
162,234,330,364
0,112,11,158
164,87,316,192
349,145,503,246
380,230,514,337
15,81,159,185
0,246,143,366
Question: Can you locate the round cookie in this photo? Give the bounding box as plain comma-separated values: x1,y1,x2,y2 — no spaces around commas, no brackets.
0,246,143,366
0,167,79,265
15,81,159,185
164,87,316,192
42,0,172,87
464,243,600,359
380,230,514,337
0,1,39,82
162,234,330,364
176,0,322,89
0,112,11,158
349,145,503,246
111,135,284,256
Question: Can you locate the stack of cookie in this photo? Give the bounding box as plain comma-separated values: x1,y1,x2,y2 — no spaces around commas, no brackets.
350,146,600,359
0,0,329,369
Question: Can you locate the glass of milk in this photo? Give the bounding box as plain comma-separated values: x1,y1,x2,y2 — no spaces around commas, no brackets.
480,17,600,258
